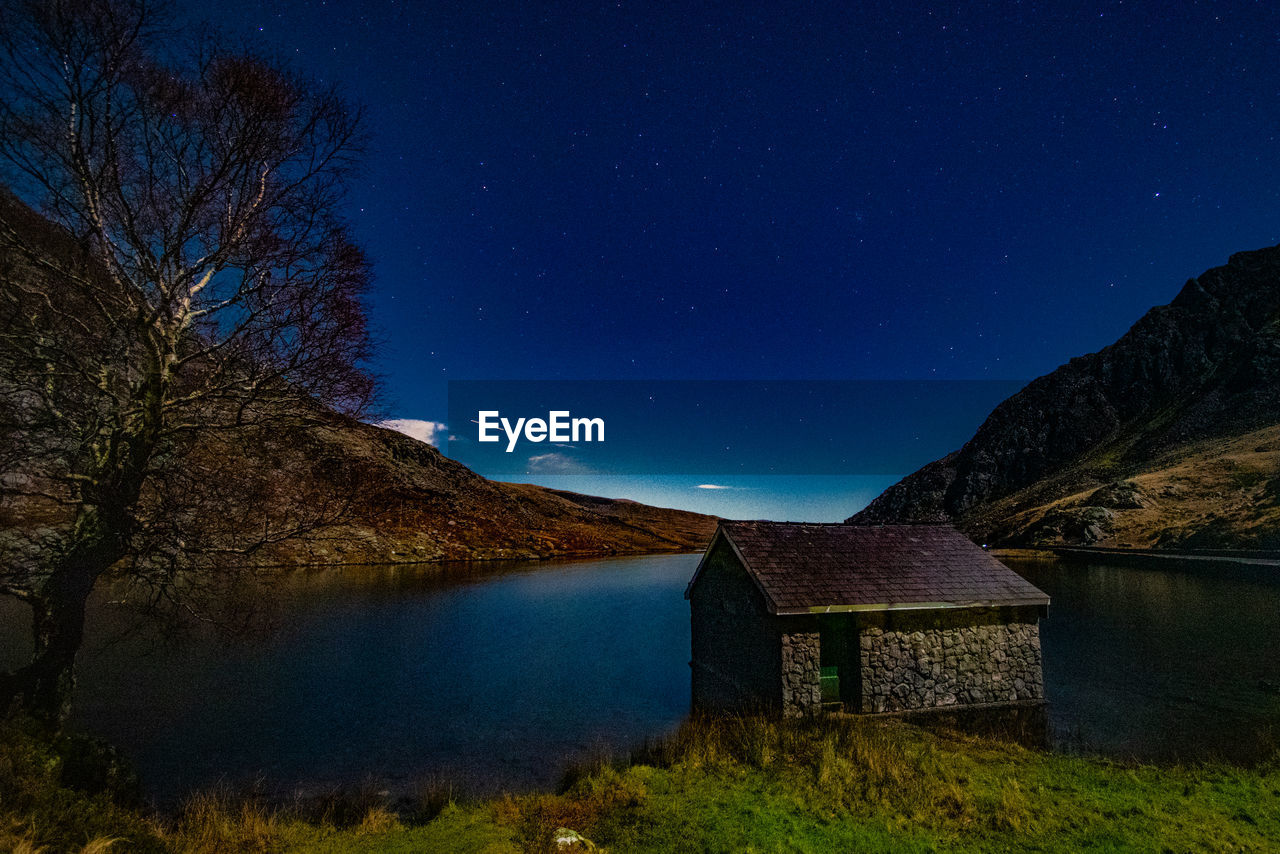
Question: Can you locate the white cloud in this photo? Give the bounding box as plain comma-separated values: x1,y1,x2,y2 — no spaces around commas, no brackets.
377,418,448,447
527,452,596,474
696,483,733,490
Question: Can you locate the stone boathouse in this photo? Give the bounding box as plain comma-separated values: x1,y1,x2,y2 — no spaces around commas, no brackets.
685,521,1050,716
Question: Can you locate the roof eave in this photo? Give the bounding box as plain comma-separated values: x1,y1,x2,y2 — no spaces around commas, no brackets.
775,597,1050,616
683,527,725,600
685,524,784,614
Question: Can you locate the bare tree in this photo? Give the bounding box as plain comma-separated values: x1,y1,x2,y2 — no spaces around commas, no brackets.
0,0,377,722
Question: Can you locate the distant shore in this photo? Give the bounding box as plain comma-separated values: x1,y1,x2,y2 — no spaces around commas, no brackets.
1050,545,1280,571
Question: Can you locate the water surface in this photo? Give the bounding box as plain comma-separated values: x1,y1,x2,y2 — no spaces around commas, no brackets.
1,552,1278,801
0,554,697,800
1005,555,1280,764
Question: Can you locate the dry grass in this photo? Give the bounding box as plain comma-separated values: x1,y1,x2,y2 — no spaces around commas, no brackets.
172,790,283,853
399,776,457,825
974,423,1280,548
496,762,646,853
0,824,120,854
167,780,413,849
629,712,1013,829
79,839,120,854
355,805,400,835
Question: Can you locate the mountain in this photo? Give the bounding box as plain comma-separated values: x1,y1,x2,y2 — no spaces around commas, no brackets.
0,188,716,565
849,246,1280,550
296,416,718,562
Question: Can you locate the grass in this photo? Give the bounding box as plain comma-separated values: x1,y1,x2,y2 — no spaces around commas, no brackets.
2,713,1278,852
971,423,1280,549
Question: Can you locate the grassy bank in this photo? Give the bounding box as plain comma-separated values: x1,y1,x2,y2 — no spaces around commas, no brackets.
3,714,1278,853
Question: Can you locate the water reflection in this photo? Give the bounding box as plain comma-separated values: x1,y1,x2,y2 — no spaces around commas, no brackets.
1005,555,1280,764
1,554,698,802
0,552,1277,802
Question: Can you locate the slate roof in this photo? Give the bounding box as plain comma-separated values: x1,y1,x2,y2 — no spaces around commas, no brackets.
687,521,1049,615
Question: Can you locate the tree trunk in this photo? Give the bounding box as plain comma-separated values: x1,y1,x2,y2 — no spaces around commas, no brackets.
1,502,126,725
1,564,95,724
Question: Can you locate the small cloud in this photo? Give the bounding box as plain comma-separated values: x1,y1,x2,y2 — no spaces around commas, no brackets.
696,483,733,490
527,452,596,474
377,418,448,447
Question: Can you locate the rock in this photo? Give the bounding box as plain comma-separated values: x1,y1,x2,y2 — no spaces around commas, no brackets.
1026,506,1115,545
553,828,599,851
1087,480,1149,509
848,244,1280,545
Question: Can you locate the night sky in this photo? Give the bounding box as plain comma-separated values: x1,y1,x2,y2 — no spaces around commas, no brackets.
186,0,1280,519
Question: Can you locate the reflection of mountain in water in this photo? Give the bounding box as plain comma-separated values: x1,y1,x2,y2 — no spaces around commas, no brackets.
1006,556,1280,763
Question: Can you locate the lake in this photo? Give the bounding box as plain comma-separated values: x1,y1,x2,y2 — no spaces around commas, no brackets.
1004,554,1280,764
1,552,1278,801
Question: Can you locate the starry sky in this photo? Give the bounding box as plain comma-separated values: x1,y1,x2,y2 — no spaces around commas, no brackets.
185,0,1280,519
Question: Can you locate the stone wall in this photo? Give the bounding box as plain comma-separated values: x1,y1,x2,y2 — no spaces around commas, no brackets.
779,629,821,717
858,606,1043,713
689,541,783,712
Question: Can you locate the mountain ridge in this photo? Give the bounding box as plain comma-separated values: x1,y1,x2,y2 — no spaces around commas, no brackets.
849,244,1280,549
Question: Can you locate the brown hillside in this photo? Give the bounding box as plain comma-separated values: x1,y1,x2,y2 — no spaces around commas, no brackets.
300,416,717,562
0,188,716,567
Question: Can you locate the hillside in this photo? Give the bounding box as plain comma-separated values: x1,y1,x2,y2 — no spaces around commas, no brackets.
0,189,716,566
850,246,1280,549
297,416,717,562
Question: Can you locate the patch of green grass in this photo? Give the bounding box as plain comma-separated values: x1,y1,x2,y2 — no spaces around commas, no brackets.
266,804,515,854
4,714,1279,852
255,715,1280,853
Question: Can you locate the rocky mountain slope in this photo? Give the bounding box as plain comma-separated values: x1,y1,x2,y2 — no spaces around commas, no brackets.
850,246,1280,549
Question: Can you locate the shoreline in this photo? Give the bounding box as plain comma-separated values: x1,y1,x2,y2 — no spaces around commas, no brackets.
253,545,708,571
1050,545,1280,571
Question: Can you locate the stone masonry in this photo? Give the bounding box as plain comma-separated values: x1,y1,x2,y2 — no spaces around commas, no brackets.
858,607,1043,713
780,630,821,716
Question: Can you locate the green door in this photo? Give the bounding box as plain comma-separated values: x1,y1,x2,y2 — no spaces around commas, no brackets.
820,665,841,702
818,616,853,707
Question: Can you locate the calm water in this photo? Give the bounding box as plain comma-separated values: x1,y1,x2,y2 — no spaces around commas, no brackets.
0,555,697,800
1005,555,1280,764
1,553,1278,800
